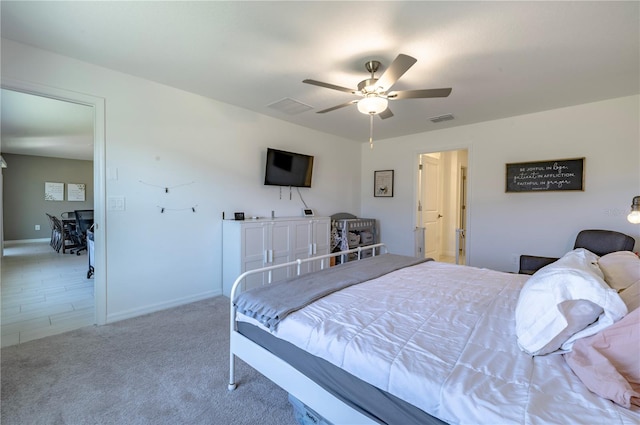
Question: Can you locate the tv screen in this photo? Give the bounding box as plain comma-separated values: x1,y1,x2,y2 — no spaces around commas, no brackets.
264,148,314,187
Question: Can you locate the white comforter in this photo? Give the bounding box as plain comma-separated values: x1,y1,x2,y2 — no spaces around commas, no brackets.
243,261,640,424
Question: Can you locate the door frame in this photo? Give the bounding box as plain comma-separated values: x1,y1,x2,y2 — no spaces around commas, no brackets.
2,77,107,325
413,143,472,265
458,165,468,258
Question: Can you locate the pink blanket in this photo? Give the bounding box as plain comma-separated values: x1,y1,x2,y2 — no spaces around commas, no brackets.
564,308,640,409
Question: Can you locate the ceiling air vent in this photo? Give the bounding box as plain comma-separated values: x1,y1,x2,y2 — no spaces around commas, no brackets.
267,98,313,115
429,113,454,123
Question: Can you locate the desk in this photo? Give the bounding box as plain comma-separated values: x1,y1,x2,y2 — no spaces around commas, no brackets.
61,218,78,254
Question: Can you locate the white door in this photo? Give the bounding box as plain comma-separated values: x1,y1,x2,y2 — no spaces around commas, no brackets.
269,221,292,282
292,220,313,274
241,222,269,289
240,220,291,288
311,218,331,270
312,219,330,255
422,155,442,260
292,218,331,273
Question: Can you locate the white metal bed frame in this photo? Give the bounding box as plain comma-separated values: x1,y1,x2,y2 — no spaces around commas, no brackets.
228,243,388,425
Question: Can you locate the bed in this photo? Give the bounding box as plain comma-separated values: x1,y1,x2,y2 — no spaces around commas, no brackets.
228,244,640,424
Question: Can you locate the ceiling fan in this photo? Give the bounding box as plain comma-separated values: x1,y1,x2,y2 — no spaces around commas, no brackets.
303,54,451,147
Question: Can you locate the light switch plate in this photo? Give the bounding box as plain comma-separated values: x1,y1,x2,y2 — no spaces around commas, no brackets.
108,196,125,211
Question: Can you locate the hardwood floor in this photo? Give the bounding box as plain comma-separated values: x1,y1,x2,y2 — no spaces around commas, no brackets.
1,240,94,347
439,253,466,265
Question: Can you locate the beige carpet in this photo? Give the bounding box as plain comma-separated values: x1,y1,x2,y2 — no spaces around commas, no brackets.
1,296,298,425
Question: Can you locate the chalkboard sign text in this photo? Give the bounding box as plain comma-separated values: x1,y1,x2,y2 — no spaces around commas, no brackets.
506,158,584,192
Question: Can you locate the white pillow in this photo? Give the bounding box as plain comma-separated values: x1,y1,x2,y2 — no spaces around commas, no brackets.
515,248,628,355
598,251,640,291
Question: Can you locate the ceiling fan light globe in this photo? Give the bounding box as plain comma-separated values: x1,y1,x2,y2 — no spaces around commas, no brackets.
357,96,388,115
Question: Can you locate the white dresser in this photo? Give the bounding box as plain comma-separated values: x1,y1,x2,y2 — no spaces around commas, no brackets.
222,217,330,296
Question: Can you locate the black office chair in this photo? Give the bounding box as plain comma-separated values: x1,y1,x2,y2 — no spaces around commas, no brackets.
519,229,635,275
70,209,94,255
46,213,62,252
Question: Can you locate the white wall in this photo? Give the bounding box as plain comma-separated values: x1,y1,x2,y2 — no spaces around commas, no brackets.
4,38,638,322
361,95,640,272
2,39,361,322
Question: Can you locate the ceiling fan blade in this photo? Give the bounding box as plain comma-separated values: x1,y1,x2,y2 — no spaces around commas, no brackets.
388,88,452,99
376,54,417,91
303,79,356,94
379,108,394,119
316,100,358,114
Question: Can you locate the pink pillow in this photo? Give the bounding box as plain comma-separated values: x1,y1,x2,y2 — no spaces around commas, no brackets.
564,308,640,408
620,282,640,312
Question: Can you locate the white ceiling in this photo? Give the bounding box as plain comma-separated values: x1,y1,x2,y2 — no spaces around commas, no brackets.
1,1,638,160
1,89,94,160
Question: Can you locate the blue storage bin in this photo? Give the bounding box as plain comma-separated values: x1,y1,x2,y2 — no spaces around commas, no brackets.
288,393,332,425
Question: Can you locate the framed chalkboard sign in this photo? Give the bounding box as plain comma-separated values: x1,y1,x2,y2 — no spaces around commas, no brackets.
506,158,584,193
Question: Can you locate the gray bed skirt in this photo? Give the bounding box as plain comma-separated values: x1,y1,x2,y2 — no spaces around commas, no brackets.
237,321,448,425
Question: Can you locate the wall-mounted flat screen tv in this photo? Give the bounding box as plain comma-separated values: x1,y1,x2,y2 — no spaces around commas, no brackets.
264,148,314,187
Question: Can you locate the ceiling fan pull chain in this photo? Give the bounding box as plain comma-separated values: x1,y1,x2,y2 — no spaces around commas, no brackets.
369,114,374,149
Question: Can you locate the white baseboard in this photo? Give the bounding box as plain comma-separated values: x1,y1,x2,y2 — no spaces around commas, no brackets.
4,238,49,244
106,290,222,324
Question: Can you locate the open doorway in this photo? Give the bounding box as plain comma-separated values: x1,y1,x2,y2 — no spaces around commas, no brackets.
1,89,94,346
415,149,468,264
0,78,106,346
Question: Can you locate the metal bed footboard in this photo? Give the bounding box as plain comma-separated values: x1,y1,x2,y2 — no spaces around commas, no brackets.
228,244,386,424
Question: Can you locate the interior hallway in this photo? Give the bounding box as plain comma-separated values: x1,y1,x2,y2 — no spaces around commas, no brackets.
439,254,466,265
1,240,94,347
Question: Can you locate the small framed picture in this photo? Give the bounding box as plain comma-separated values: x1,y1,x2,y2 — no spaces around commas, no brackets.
67,183,86,201
374,170,394,197
234,212,245,221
